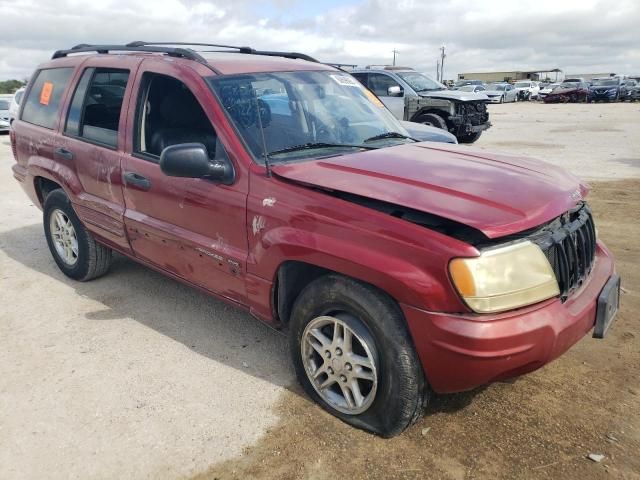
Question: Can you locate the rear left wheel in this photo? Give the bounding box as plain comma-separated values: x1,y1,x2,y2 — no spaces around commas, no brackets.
43,189,113,281
289,274,428,437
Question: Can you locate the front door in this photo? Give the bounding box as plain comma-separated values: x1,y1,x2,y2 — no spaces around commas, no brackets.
367,73,406,119
121,66,248,303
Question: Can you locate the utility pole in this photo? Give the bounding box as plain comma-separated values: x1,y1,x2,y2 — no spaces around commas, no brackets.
436,61,440,82
392,48,398,66
439,45,446,83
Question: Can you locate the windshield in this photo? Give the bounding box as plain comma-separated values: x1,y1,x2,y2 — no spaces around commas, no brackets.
592,79,618,86
514,82,530,88
396,72,446,92
487,84,506,91
459,85,477,92
0,100,10,110
208,71,411,163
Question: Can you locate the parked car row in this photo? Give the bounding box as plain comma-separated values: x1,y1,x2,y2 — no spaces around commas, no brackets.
454,76,638,103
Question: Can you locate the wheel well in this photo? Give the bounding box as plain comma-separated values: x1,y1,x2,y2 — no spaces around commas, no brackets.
274,261,331,326
34,177,62,206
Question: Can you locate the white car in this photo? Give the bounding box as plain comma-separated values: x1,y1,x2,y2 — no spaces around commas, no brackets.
483,83,518,103
0,94,13,133
538,82,561,100
513,81,540,100
8,87,25,126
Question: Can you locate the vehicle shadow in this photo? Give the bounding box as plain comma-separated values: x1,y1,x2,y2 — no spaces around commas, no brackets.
0,222,293,389
0,222,484,415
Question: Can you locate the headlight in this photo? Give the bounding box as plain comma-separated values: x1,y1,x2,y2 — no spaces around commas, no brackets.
449,241,560,314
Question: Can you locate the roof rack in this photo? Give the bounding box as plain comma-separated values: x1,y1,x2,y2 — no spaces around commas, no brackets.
51,42,320,65
51,43,209,65
365,65,414,71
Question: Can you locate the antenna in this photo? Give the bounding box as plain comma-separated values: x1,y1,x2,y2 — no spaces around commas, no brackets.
253,90,272,177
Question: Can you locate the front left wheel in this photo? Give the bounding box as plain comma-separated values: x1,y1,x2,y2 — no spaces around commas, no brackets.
289,274,428,437
43,189,113,281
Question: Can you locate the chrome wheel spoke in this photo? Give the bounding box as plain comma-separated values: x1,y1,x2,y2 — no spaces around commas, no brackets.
49,209,78,266
349,379,365,407
318,375,336,390
340,383,355,409
301,315,378,415
308,328,331,355
342,328,353,354
353,367,375,382
350,353,374,371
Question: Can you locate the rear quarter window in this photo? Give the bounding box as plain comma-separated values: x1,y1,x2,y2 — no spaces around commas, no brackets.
21,68,74,129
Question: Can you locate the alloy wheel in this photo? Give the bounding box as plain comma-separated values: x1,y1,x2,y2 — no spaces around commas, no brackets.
301,315,378,415
49,208,79,266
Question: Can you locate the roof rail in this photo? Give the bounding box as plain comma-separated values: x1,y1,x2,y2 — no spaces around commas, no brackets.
51,42,321,65
52,43,209,65
125,41,254,54
365,65,414,71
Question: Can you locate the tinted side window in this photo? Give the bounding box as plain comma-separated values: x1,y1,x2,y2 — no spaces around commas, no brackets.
21,68,74,129
368,73,400,97
65,68,129,148
134,73,223,161
351,73,369,88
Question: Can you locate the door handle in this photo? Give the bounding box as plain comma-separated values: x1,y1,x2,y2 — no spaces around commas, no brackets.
54,147,74,161
123,171,151,191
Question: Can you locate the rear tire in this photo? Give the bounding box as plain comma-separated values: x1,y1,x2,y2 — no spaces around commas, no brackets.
416,113,447,130
289,274,428,438
457,131,482,143
43,189,112,281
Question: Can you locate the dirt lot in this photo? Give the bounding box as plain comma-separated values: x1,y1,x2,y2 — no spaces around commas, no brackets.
1,101,639,480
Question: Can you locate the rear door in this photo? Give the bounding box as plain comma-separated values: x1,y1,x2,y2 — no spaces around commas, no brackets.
59,57,142,251
120,62,248,303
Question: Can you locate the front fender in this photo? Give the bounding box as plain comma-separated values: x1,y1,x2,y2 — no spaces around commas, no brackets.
253,225,457,311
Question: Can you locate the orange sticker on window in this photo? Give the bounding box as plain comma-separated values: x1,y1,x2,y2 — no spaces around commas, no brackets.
40,82,54,105
364,88,385,108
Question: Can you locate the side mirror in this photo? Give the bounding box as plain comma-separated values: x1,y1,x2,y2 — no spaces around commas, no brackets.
159,143,234,185
387,85,403,97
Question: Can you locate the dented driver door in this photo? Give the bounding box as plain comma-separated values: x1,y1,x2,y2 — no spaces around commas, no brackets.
120,60,249,304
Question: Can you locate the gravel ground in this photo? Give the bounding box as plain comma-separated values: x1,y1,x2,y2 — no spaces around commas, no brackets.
477,101,640,180
0,101,638,479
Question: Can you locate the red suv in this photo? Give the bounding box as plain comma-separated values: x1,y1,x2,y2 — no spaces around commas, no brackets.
11,43,620,437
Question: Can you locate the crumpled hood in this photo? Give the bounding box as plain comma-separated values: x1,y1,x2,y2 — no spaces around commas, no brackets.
272,143,587,239
421,90,489,102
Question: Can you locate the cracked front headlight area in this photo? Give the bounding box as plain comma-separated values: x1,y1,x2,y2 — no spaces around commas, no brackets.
449,241,560,314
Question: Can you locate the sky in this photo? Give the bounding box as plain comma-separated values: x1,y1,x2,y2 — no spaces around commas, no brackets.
1,0,639,81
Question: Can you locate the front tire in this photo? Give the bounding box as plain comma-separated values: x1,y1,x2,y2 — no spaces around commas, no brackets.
457,131,482,143
289,274,428,437
43,189,113,281
416,112,447,130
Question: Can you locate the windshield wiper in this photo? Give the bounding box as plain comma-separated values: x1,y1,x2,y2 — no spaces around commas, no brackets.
268,142,377,157
363,132,419,143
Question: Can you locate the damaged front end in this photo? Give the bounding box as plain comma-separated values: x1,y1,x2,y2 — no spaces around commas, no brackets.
449,101,491,137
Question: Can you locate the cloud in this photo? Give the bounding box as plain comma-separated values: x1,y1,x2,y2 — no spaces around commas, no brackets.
0,0,638,80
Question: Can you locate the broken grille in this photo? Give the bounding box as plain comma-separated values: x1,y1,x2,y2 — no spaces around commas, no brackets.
535,205,597,300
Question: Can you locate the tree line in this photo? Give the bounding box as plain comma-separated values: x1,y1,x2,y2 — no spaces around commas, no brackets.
0,80,27,94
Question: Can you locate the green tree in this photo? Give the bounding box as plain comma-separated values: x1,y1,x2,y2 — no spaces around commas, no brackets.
0,80,26,94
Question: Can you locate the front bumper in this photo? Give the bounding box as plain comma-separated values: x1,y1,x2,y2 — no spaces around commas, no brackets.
589,90,618,100
402,241,615,394
486,95,503,103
